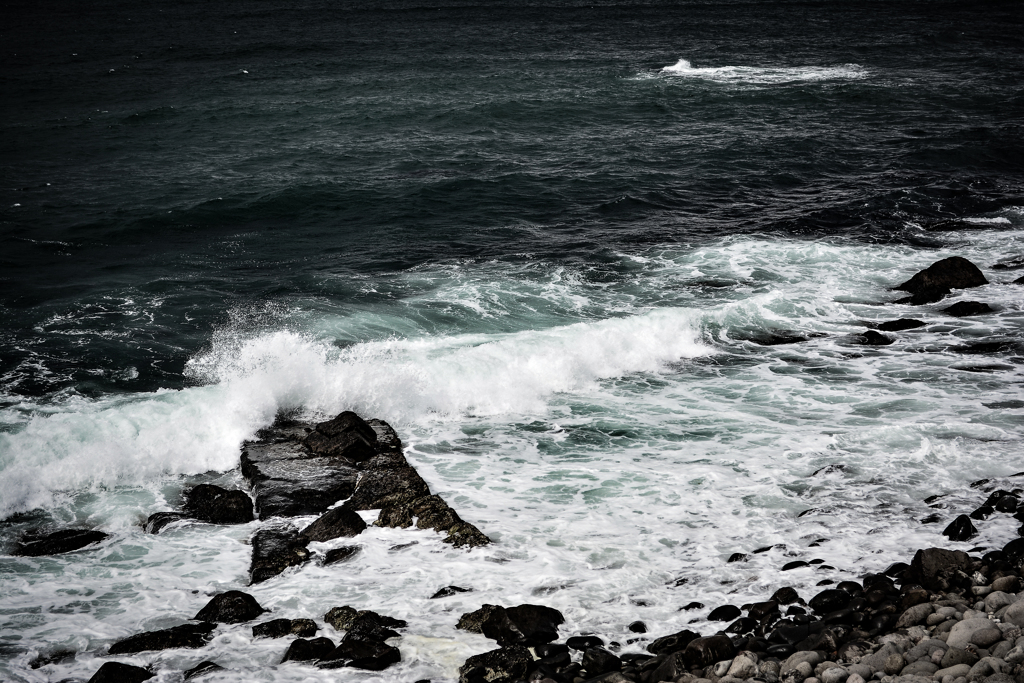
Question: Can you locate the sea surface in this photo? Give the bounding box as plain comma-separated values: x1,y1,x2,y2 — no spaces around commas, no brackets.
2,0,1024,681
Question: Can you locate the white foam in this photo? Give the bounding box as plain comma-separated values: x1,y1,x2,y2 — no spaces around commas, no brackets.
660,58,867,84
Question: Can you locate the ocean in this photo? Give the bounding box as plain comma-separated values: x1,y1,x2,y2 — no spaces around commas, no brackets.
2,0,1024,680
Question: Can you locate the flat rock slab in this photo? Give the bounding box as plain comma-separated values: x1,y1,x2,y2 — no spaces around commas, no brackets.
15,528,109,556
108,623,216,655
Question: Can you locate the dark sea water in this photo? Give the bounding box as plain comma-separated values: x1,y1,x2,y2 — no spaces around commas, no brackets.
2,1,1024,681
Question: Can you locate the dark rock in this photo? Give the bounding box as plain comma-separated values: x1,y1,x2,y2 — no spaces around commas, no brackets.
282,637,336,663
15,528,109,556
109,623,216,654
344,612,403,643
971,506,994,520
240,424,360,520
300,504,366,542
194,590,267,624
458,644,532,683
319,639,401,671
480,604,564,646
536,642,570,659
708,605,741,621
183,661,223,680
457,604,504,634
253,618,317,639
582,647,621,676
908,547,971,591
944,301,992,317
1002,538,1024,566
878,319,927,332
303,411,378,462
683,634,736,668
993,257,1024,270
145,512,187,534
323,606,406,632
568,635,606,651
942,514,978,541
727,553,748,563
431,586,472,599
1016,275,1024,284
747,600,779,619
996,496,1020,513
809,589,851,614
894,256,988,304
628,621,647,633
347,467,431,511
860,330,894,346
781,561,809,571
647,629,699,656
324,606,359,630
681,601,704,610
748,334,809,346
770,587,800,605
442,521,492,549
726,617,758,634
87,662,154,683
29,649,76,668
787,605,806,616
323,545,360,565
920,512,942,524
767,643,795,657
250,526,310,584
182,484,254,525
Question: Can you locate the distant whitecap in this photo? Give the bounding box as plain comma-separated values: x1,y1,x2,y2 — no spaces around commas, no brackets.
660,57,867,84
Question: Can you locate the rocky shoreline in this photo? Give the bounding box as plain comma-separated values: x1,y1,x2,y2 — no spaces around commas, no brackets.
9,255,1024,683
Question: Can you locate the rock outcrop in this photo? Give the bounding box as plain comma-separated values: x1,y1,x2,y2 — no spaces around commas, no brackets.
894,256,988,304
14,528,108,556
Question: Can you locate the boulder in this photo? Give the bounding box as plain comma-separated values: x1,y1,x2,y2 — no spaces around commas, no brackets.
458,645,533,683
431,586,472,599
684,634,736,668
15,528,108,556
301,504,366,542
479,604,564,646
582,647,621,676
878,319,926,332
108,623,216,654
253,618,317,639
346,466,431,511
282,637,336,662
567,635,605,651
324,606,406,632
647,651,689,683
860,331,894,346
728,651,760,679
194,590,267,624
908,547,971,592
182,484,254,524
87,662,154,683
323,546,360,565
947,619,997,649
303,411,378,462
771,587,801,605
145,512,187,534
940,647,980,669
809,590,851,615
457,605,505,634
183,661,223,680
708,605,742,621
894,257,988,304
250,526,310,584
944,301,993,317
1000,601,1024,628
319,638,401,671
943,515,978,542
896,603,934,628
343,612,404,643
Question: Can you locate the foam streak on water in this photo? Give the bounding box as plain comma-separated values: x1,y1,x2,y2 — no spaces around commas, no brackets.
2,226,1024,682
659,58,867,83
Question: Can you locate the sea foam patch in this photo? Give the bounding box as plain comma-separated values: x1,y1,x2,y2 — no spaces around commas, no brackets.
659,58,867,84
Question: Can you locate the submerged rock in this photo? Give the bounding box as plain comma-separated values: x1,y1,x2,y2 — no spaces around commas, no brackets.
894,256,988,304
15,528,108,556
878,318,927,331
87,662,154,683
194,590,267,624
183,661,223,680
322,545,360,565
860,330,894,346
431,585,473,599
250,526,310,584
253,618,317,639
282,637,336,663
144,512,187,534
943,301,992,317
182,484,254,525
108,623,216,654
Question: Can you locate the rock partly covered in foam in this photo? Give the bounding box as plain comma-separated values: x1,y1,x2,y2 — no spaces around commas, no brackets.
193,590,267,623
14,528,108,556
108,623,216,654
893,256,988,304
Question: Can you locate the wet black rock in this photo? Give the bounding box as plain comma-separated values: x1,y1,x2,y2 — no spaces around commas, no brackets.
108,623,216,654
29,649,75,668
808,588,851,614
283,637,336,663
942,514,978,541
536,642,570,659
567,635,606,651
323,545,360,565
479,604,564,646
87,662,154,683
240,421,360,519
253,618,317,639
344,612,403,643
182,484,254,525
1002,538,1024,566
15,528,109,556
747,600,779,619
894,256,988,304
300,503,366,542
681,601,704,610
907,547,970,591
861,330,894,346
457,604,503,633
582,647,621,676
319,639,401,671
432,586,473,599
347,466,431,511
250,526,310,584
628,620,647,633
183,661,223,680
323,606,406,632
683,634,736,668
145,512,187,534
708,605,741,621
727,552,748,563
944,301,992,317
303,411,378,462
878,319,927,332
375,493,491,548
971,505,994,520
996,496,1020,513
781,561,809,571
647,629,699,656
770,587,800,605
194,590,267,624
458,644,532,683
